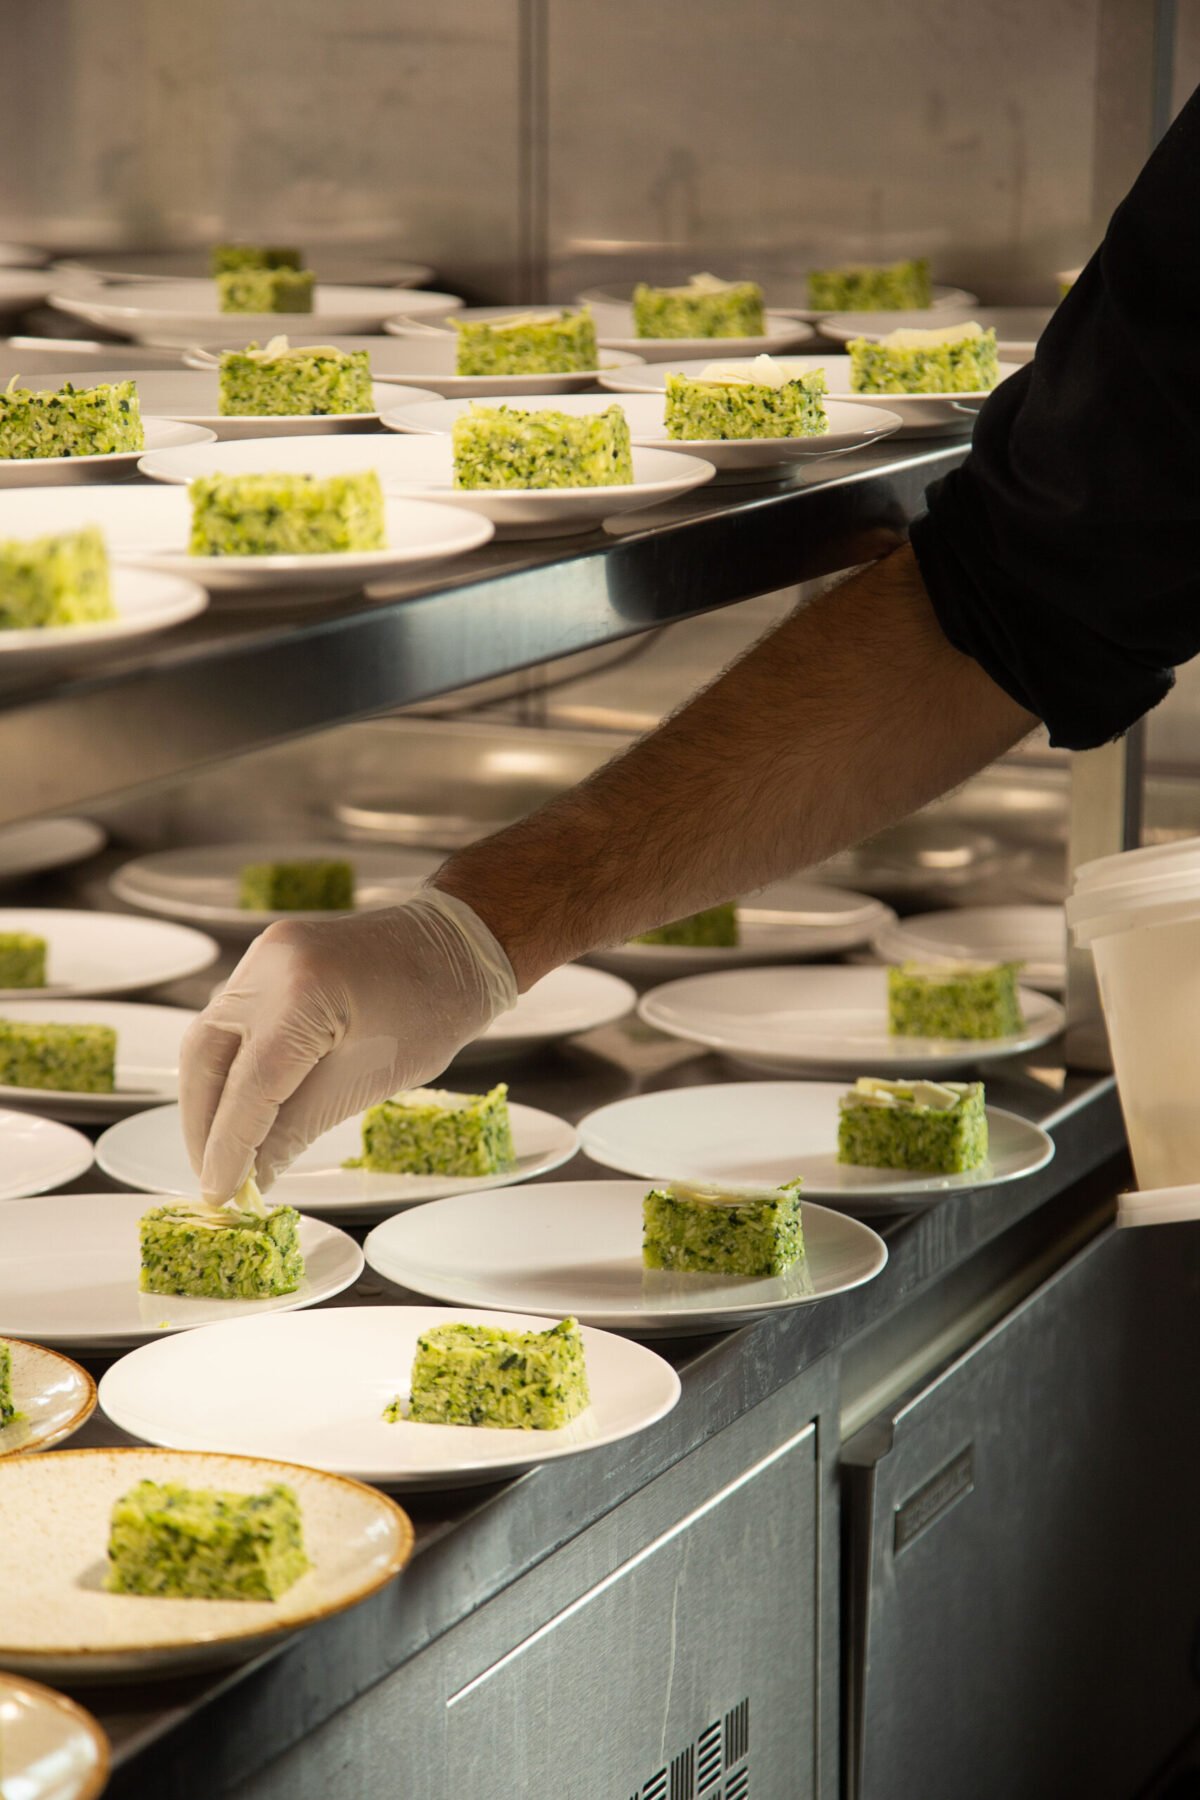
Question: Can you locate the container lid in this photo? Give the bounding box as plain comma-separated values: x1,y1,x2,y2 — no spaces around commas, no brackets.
1067,834,1200,945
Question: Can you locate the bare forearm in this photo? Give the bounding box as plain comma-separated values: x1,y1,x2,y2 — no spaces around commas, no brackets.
436,543,1036,987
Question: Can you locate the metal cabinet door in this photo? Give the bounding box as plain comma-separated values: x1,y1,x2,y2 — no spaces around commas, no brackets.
844,1223,1200,1800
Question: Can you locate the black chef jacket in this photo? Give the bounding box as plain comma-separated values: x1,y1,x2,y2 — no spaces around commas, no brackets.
909,89,1200,751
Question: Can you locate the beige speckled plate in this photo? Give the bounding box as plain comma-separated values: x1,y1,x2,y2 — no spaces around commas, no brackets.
0,1447,414,1683
0,1338,97,1458
0,1673,110,1800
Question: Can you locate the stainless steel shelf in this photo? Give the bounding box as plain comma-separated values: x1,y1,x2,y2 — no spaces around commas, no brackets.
0,438,966,827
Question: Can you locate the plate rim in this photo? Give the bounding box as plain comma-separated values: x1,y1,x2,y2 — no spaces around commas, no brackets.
0,1670,111,1800
1,1337,98,1456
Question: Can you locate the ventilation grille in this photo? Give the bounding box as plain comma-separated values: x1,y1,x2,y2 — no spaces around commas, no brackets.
627,1697,750,1800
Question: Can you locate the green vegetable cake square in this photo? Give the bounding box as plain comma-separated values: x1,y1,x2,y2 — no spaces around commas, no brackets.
238,859,355,911
887,962,1025,1040
0,1018,116,1092
211,245,303,275
635,902,739,947
216,267,315,314
0,378,143,460
188,470,385,556
848,322,999,394
0,526,115,631
404,1316,590,1430
105,1479,309,1600
0,932,46,987
838,1076,988,1173
454,308,598,376
355,1084,515,1177
643,1178,804,1277
0,1339,15,1428
218,338,373,417
452,402,633,490
806,258,932,311
632,275,765,339
664,360,827,440
139,1202,305,1299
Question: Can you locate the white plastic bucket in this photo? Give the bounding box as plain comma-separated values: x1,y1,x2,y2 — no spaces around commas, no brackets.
1068,835,1200,1200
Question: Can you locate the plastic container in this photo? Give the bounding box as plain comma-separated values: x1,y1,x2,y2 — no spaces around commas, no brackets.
1068,835,1200,1206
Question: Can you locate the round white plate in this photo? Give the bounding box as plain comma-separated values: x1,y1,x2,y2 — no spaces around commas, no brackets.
49,280,463,347
96,1099,581,1224
586,878,897,978
380,389,901,477
48,366,433,439
0,565,207,671
0,482,492,600
140,429,714,540
0,817,105,884
0,1446,411,1682
777,282,978,324
871,904,1068,994
814,305,1051,363
577,1081,1055,1214
0,999,195,1123
580,300,814,362
1,1338,97,1459
0,416,214,487
0,1191,363,1350
457,963,637,1064
54,248,439,288
372,329,647,395
100,1304,680,1489
638,965,1065,1075
0,908,216,1001
364,1180,887,1335
111,840,439,935
595,354,1022,439
0,1108,94,1200
0,1673,109,1798
0,270,54,316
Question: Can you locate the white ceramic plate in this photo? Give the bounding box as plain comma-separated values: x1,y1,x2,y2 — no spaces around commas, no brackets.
0,482,492,601
578,1081,1055,1214
814,305,1052,363
140,429,714,540
372,329,647,395
96,1100,582,1224
0,999,195,1123
0,270,54,316
638,965,1065,1076
0,1446,411,1682
0,1109,94,1200
0,908,216,1001
381,389,901,479
0,1673,109,1798
0,416,214,488
0,817,105,884
871,904,1068,994
49,366,434,439
54,248,439,288
49,280,463,347
585,878,897,978
0,565,207,671
595,354,1023,439
457,964,637,1064
111,840,439,935
365,1180,887,1335
574,300,813,362
100,1305,680,1489
1,1338,97,1459
0,1191,363,1350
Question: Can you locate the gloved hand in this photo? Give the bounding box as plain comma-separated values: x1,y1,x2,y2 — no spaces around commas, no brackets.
180,886,517,1203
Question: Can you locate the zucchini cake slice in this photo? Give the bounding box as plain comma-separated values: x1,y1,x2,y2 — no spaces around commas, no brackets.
0,526,115,630
806,258,932,311
238,859,355,911
403,1316,590,1429
216,267,314,313
0,931,47,987
0,1338,16,1428
632,274,765,339
218,337,373,417
454,308,598,376
848,322,999,394
354,1084,515,1178
0,1018,116,1092
452,402,632,490
188,469,385,556
838,1076,988,1173
139,1175,304,1300
105,1479,309,1600
643,1178,804,1277
0,377,143,459
887,962,1024,1040
211,245,303,275
664,357,827,440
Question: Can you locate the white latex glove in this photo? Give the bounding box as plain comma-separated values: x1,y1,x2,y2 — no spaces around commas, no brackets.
180,886,517,1204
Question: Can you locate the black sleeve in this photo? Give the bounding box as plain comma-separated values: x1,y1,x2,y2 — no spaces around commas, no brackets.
909,86,1200,751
